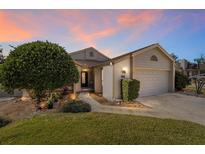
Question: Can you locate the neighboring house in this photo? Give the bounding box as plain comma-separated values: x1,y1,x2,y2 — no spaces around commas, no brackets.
199,63,205,74
70,43,175,101
177,59,199,77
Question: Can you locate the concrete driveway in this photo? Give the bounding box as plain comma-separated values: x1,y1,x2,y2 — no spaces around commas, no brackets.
137,93,205,126
80,93,205,126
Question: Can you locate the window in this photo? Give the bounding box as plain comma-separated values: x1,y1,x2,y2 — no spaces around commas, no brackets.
150,55,158,61
89,51,94,57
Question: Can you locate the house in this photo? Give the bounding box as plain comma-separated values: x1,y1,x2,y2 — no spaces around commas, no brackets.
199,63,205,74
70,43,175,101
177,59,199,77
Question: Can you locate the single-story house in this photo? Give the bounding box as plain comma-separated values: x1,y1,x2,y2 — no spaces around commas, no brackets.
70,43,175,101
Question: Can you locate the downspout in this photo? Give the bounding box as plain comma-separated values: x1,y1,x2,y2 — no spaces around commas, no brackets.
130,54,133,79
173,61,176,92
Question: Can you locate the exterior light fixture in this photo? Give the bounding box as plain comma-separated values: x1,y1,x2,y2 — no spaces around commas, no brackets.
121,68,127,78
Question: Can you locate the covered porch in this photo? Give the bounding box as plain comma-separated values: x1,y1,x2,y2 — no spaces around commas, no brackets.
73,64,103,93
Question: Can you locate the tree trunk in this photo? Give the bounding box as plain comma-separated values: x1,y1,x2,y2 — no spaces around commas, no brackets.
21,89,31,101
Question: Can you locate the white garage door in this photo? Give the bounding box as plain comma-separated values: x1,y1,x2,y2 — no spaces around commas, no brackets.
134,69,169,97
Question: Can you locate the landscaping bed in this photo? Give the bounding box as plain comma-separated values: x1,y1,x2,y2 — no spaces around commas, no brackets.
0,112,205,144
90,93,147,108
180,84,205,98
0,98,36,120
0,91,88,121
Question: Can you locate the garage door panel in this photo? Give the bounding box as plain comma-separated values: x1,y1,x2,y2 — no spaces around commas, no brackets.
134,69,169,97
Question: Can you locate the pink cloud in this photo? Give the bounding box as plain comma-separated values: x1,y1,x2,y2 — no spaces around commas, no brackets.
117,10,163,27
116,10,164,44
0,11,32,42
70,25,118,47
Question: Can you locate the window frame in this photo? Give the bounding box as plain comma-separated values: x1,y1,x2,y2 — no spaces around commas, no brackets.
150,55,158,62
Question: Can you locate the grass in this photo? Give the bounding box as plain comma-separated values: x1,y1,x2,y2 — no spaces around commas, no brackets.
0,112,205,144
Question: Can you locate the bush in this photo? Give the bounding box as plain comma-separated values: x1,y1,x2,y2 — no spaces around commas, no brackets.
46,92,62,109
0,41,79,104
50,92,62,102
0,117,11,128
61,100,91,113
121,79,140,101
175,71,189,91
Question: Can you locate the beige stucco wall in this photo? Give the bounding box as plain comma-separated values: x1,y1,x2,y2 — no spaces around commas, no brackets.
102,65,113,101
113,58,130,99
94,67,102,93
133,48,172,70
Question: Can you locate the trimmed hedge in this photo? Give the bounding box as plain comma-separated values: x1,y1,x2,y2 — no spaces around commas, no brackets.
61,100,91,113
121,79,140,101
175,71,189,91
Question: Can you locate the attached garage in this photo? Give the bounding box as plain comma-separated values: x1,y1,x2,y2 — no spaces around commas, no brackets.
92,43,175,101
133,69,170,97
132,45,175,97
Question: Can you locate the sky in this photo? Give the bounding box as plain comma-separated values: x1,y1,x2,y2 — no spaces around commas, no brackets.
0,9,205,61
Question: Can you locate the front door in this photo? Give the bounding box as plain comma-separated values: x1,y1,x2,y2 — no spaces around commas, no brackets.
81,71,88,87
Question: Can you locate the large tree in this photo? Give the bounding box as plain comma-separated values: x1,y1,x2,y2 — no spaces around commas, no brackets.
194,54,205,67
0,41,79,103
0,45,4,64
170,53,178,61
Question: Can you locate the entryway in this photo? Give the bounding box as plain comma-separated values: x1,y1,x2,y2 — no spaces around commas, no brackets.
81,71,88,87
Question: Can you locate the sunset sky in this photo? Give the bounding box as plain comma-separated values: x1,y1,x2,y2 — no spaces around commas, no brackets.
0,9,205,61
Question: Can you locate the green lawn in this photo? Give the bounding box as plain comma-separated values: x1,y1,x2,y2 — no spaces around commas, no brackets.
0,113,205,144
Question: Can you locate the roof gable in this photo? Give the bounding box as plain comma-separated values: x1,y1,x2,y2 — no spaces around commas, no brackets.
70,47,110,62
94,43,174,67
111,43,175,63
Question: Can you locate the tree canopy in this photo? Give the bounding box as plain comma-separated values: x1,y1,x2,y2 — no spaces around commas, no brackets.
194,54,205,65
170,53,178,61
0,46,4,64
0,41,79,102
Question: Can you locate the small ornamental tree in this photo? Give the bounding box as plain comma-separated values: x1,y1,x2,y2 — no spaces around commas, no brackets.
190,75,205,95
0,41,79,104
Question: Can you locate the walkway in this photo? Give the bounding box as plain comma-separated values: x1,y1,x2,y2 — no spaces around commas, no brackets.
78,93,155,117
78,92,205,126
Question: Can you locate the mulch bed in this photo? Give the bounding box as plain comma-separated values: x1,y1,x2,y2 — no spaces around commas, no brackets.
0,98,36,120
90,93,147,108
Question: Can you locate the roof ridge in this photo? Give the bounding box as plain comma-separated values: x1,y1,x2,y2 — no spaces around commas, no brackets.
111,43,158,60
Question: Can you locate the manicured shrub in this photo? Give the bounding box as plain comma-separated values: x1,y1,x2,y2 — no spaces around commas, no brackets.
175,71,189,91
121,79,140,101
61,100,91,113
0,117,11,128
0,41,79,104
